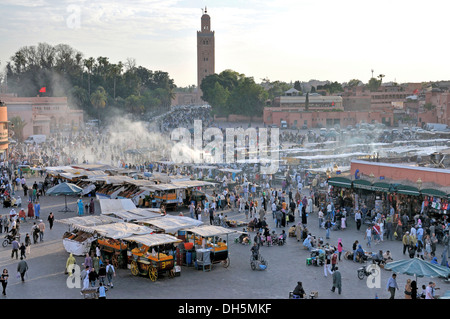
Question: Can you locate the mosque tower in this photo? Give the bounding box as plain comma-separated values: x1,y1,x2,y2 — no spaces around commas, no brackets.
197,7,215,98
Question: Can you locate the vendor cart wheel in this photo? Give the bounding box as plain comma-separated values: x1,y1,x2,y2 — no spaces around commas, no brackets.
149,266,158,282
111,254,119,268
250,261,256,270
221,256,230,268
130,261,139,276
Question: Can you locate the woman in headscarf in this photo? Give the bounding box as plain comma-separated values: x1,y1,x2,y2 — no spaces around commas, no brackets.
356,244,365,262
65,253,76,275
77,198,84,216
292,281,306,299
303,235,312,251
89,198,95,215
295,222,302,242
27,201,34,219
337,238,343,261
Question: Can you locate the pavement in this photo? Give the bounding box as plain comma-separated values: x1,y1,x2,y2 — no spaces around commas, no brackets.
0,179,449,300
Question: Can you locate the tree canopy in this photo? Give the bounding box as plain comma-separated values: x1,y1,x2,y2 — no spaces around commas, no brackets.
4,42,176,120
200,70,268,117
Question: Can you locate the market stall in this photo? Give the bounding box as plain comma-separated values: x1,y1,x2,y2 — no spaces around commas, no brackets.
86,222,155,268
183,225,239,270
123,233,182,281
56,215,122,256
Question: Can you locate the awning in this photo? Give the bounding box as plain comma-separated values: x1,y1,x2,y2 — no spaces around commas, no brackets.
184,225,239,237
55,215,122,232
138,215,203,234
396,185,420,196
328,177,352,188
84,222,154,239
352,179,373,190
122,233,181,247
371,182,391,192
420,188,447,198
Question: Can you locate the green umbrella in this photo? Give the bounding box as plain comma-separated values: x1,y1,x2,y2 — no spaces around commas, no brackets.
384,257,450,282
46,182,83,213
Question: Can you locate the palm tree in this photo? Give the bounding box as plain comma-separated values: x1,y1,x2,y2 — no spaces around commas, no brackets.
110,61,123,99
90,86,107,119
83,57,95,95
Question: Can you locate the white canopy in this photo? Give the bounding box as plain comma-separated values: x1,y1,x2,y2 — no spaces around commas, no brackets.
99,198,136,214
84,222,154,239
138,215,203,234
122,233,181,247
106,208,162,222
56,215,122,232
184,225,238,237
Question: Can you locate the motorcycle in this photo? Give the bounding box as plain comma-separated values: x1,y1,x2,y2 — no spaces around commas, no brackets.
2,233,20,247
357,264,378,280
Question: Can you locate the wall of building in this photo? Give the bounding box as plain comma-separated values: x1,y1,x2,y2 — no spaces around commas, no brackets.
351,160,450,187
0,95,84,139
263,107,393,128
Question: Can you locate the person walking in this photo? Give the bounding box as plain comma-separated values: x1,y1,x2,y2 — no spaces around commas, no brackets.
386,273,399,299
65,253,76,275
0,269,8,296
324,218,332,239
47,212,54,230
106,260,116,288
32,222,39,244
38,219,45,242
11,238,19,259
17,256,28,282
402,232,411,255
89,198,95,214
337,238,343,261
19,242,26,259
331,252,338,272
84,253,93,269
27,201,34,219
330,266,342,294
77,198,84,216
34,201,40,219
98,264,106,285
410,280,418,300
355,210,362,231
25,233,31,256
364,226,372,248
98,282,108,299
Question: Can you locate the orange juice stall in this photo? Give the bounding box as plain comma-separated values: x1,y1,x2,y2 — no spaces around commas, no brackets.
123,233,181,281
87,222,154,269
183,225,239,270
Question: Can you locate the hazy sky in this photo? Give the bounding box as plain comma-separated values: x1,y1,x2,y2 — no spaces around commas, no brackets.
2,0,450,87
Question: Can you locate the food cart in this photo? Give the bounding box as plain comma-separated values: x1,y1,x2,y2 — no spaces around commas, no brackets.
123,233,181,281
56,215,122,256
183,225,239,270
86,222,154,269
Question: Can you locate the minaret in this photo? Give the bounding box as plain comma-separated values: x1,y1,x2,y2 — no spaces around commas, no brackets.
197,6,215,99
